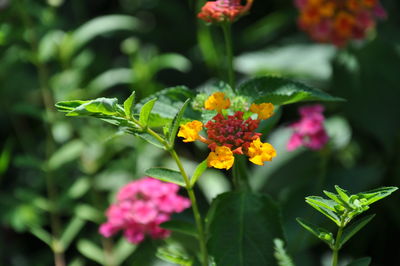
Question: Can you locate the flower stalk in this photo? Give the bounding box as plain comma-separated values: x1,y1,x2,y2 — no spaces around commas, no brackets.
331,226,344,266
130,117,209,266
222,23,235,88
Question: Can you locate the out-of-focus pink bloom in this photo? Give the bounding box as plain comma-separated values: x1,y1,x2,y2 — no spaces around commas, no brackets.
287,104,328,151
99,177,191,244
295,0,387,47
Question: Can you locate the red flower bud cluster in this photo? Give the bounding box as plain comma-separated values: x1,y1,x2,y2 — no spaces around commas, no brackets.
198,0,253,24
295,0,387,46
205,111,261,155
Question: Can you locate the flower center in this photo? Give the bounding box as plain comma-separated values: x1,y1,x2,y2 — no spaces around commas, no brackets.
205,111,261,154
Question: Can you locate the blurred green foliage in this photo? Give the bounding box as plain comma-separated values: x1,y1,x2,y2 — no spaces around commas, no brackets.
1,0,399,265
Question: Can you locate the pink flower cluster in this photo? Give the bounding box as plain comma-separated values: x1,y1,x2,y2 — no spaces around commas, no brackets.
287,104,328,151
99,177,191,244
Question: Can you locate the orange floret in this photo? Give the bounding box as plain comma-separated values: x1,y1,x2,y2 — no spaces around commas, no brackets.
178,120,203,142
247,138,277,166
207,146,234,170
250,103,274,120
205,92,231,113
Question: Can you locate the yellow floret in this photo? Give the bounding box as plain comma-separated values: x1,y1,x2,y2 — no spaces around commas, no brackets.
204,92,231,113
207,146,234,170
247,138,277,166
250,103,274,120
178,120,203,142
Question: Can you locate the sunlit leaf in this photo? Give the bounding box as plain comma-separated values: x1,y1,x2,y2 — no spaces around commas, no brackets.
237,76,344,106
77,239,104,264
156,247,193,266
61,216,86,250
124,91,136,119
145,168,186,187
168,99,190,146
114,238,137,265
190,160,208,188
305,197,341,226
139,98,157,126
73,15,141,54
47,140,84,171
357,187,398,206
87,68,133,95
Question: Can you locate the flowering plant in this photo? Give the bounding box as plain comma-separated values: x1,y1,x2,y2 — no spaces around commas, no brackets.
51,1,398,266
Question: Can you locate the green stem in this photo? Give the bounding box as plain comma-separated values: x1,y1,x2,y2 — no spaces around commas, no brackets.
16,1,65,266
221,23,235,89
133,121,209,266
331,226,344,266
169,150,209,266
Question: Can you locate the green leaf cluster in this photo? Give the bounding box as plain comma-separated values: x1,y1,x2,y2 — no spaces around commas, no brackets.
297,186,398,249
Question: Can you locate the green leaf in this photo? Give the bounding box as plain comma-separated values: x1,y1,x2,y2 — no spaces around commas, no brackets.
135,86,196,127
237,76,344,105
67,177,90,199
207,192,284,266
296,218,334,247
323,190,344,205
61,98,123,117
77,239,104,264
273,239,295,266
60,216,85,250
357,186,398,206
55,100,89,112
190,160,208,187
145,168,186,187
339,214,375,248
347,257,371,266
305,197,341,226
156,247,193,266
150,53,191,73
123,91,136,119
305,196,338,211
139,98,157,126
29,227,52,246
47,140,84,171
160,220,198,238
87,68,132,95
75,204,103,223
72,15,140,54
114,238,137,265
168,98,191,146
335,185,350,202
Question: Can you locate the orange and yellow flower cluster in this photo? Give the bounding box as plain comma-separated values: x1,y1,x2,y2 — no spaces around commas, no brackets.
178,92,276,170
198,0,253,24
295,0,387,46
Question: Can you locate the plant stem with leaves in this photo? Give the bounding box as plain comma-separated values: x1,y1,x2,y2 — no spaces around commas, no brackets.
132,119,209,266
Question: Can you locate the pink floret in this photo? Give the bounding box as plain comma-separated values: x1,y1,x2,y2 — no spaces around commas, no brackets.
287,104,328,151
99,177,191,244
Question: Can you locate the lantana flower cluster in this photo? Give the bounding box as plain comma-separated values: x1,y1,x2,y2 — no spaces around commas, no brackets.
295,0,387,46
178,92,277,170
287,104,328,151
99,178,190,244
198,0,253,24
